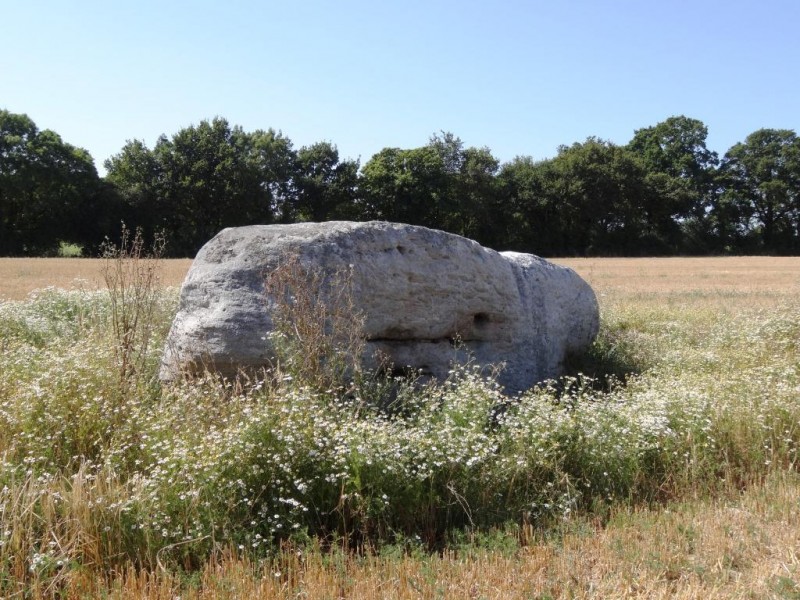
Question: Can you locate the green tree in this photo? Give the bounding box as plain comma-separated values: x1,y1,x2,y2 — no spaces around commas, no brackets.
104,139,162,235
451,145,502,246
0,110,100,255
497,156,558,254
105,119,297,256
720,129,800,252
154,118,273,255
294,142,359,222
360,133,502,245
249,128,297,224
532,139,669,255
360,145,448,229
426,132,503,245
627,116,719,251
628,116,718,187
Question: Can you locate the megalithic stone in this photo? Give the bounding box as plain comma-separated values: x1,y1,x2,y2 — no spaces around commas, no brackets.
160,222,599,394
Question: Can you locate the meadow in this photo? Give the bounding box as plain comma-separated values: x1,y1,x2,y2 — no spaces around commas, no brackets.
0,254,798,598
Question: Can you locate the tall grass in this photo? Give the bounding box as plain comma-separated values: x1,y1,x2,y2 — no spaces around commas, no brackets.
263,254,367,393
0,256,798,596
101,225,166,383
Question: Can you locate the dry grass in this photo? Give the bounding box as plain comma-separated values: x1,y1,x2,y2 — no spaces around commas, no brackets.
0,258,192,300
38,473,800,599
3,256,798,305
553,256,800,308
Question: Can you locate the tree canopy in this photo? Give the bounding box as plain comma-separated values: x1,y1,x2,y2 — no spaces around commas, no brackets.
720,129,800,253
0,110,102,255
2,110,798,256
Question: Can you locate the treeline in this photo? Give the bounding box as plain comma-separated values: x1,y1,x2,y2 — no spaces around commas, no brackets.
2,109,799,257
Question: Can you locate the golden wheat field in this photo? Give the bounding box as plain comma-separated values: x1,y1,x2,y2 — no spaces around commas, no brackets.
2,255,800,599
0,258,194,301
2,256,799,303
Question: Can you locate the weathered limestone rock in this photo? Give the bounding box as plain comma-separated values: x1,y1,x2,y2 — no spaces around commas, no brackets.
160,222,599,393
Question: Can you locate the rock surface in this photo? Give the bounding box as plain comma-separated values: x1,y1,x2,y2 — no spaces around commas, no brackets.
160,222,599,393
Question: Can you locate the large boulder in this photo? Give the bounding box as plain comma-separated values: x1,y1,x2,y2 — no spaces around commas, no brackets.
160,222,599,393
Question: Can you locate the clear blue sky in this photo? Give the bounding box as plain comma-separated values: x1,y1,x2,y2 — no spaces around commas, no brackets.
3,0,798,174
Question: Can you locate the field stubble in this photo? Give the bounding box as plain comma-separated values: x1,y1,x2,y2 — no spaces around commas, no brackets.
554,256,800,308
2,255,798,306
0,258,193,301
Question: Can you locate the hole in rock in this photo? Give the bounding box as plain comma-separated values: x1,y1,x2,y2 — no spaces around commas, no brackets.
473,312,490,327
388,365,432,378
472,313,491,329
